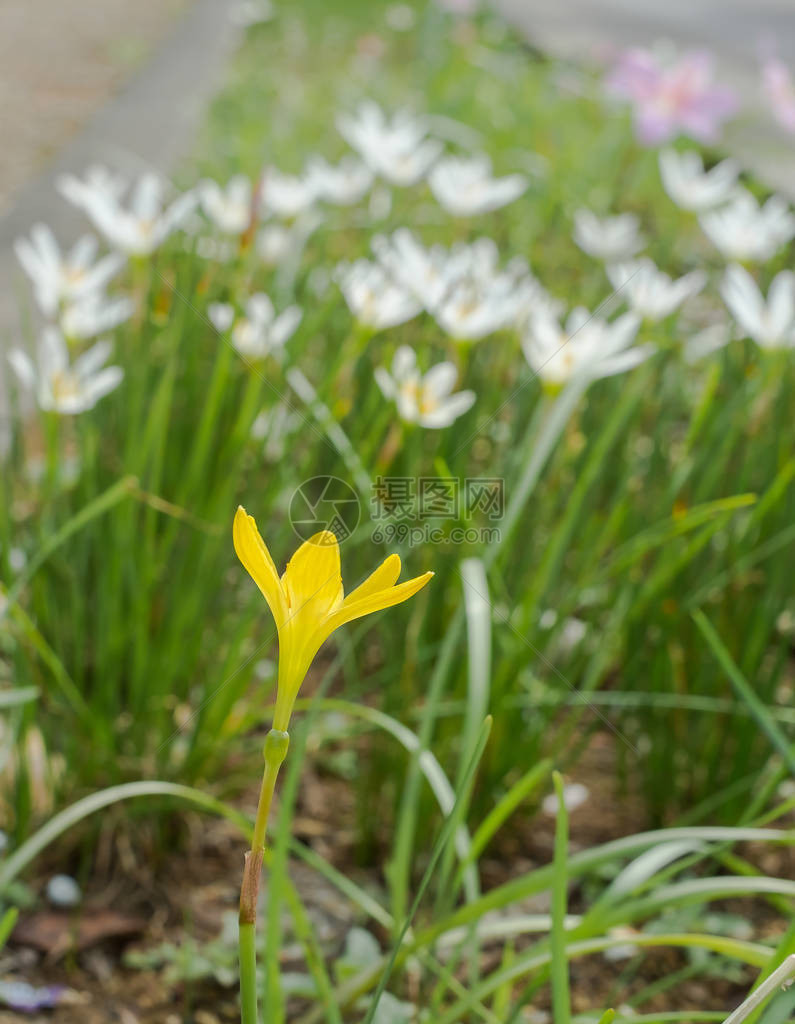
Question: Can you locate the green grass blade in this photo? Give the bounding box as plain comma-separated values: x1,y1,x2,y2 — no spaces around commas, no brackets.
693,610,795,777
0,781,251,893
0,687,38,709
361,716,492,1024
0,908,18,950
1,475,137,623
551,772,572,1024
463,758,553,869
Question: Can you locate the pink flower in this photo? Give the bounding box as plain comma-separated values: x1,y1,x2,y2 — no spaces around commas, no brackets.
762,57,795,133
606,47,737,145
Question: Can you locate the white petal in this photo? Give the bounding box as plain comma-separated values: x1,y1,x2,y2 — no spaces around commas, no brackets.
69,234,99,269
7,349,36,391
39,327,68,374
721,264,763,338
31,223,61,272
246,293,275,325
270,306,302,347
74,339,112,378
419,389,476,428
374,366,395,399
392,345,417,380
422,361,458,399
595,345,654,380
208,303,235,332
683,323,731,363
603,312,641,356
131,173,163,220
80,366,124,407
76,252,125,298
767,271,795,337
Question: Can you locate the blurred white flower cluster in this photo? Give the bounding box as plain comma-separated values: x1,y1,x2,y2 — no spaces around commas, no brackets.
7,76,795,443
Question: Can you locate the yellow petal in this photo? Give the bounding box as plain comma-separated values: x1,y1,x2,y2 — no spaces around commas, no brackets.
343,553,401,606
324,570,434,634
281,530,343,621
233,507,288,630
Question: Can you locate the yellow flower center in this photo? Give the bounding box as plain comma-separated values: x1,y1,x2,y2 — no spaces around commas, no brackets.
51,371,81,401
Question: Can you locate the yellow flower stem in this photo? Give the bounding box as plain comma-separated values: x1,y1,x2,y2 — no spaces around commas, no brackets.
252,729,290,852
238,728,290,1024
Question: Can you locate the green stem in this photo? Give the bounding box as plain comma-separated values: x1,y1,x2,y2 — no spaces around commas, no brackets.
239,922,259,1024
252,731,290,852
44,410,60,503
239,728,290,1024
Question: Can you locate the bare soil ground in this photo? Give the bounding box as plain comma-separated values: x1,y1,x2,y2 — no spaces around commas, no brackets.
0,0,188,215
2,732,790,1023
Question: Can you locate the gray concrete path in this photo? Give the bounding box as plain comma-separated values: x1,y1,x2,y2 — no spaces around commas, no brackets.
0,0,188,215
0,0,240,346
499,0,795,197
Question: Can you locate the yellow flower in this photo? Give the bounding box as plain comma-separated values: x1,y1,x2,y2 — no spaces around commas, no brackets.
233,506,433,730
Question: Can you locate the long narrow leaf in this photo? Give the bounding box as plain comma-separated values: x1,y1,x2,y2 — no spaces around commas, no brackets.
693,610,795,776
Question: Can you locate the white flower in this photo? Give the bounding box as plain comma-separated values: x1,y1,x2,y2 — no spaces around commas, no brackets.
433,270,518,340
720,263,795,349
511,269,566,328
70,165,128,202
60,292,134,341
428,154,527,216
58,170,196,256
14,225,125,317
522,307,649,386
372,230,524,339
573,209,645,262
607,258,706,321
335,260,421,330
230,0,274,25
337,101,443,186
8,329,123,414
682,322,732,363
256,223,294,265
305,155,373,205
658,148,739,211
372,229,451,309
260,168,318,218
209,294,301,359
375,345,475,428
198,175,253,234
699,189,795,262
207,302,235,333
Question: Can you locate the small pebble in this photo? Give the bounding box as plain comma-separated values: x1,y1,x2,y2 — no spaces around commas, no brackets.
46,874,82,908
542,782,590,816
0,980,64,1012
